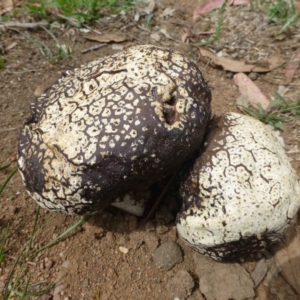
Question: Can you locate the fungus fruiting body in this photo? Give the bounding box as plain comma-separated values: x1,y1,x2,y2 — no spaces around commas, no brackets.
18,45,211,215
177,112,300,261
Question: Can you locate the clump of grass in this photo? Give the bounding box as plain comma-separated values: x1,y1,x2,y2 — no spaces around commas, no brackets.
238,93,300,130
0,226,9,266
0,164,18,196
17,26,71,64
25,2,49,20
267,0,299,33
26,0,136,26
197,2,226,46
2,212,90,299
0,56,5,69
2,214,90,299
0,162,90,299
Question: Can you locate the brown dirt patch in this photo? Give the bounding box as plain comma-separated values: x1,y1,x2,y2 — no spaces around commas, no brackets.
0,0,300,299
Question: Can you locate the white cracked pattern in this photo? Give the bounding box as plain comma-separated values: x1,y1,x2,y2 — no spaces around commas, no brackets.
177,112,300,261
18,45,211,215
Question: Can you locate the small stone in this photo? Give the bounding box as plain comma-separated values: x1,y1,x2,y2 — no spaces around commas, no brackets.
105,232,116,248
150,32,161,42
116,235,129,246
248,72,258,81
193,253,255,300
153,241,183,270
144,232,160,253
144,221,155,232
156,224,169,234
226,72,234,79
45,260,54,270
119,246,129,254
166,270,194,299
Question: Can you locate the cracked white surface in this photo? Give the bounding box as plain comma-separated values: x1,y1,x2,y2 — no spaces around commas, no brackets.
177,112,300,260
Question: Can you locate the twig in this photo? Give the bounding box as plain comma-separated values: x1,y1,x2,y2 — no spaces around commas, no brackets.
143,167,181,223
81,43,107,54
0,127,21,132
29,280,50,289
48,8,103,35
126,33,144,44
0,21,49,31
160,29,179,44
6,255,36,266
136,24,151,33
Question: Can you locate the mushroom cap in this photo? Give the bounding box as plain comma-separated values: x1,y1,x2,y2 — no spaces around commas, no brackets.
177,112,300,261
18,45,211,215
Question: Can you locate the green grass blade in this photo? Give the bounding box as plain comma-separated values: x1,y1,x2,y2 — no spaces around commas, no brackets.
0,226,9,265
0,168,18,196
35,215,91,253
2,245,26,299
0,164,11,172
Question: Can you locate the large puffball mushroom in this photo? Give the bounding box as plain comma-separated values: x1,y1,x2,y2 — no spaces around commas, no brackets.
177,112,300,261
17,45,211,215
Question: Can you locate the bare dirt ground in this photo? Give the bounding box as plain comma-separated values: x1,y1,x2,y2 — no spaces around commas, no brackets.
0,0,300,299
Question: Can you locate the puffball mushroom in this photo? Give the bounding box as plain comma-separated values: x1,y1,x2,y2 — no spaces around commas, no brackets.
17,45,211,215
177,112,300,261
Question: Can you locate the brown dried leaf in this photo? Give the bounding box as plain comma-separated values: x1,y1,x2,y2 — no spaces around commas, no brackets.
193,0,249,20
250,258,268,287
0,0,13,15
199,48,285,73
273,224,300,295
284,51,300,85
181,32,190,43
0,0,21,15
143,0,155,13
234,73,270,110
84,33,128,43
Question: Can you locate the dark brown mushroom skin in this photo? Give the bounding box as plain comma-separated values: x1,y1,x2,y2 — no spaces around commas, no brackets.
18,45,211,215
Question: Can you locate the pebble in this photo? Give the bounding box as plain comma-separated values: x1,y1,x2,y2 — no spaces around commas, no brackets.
166,270,194,299
119,246,129,254
45,259,54,270
144,233,160,253
150,32,161,42
144,221,155,232
153,241,183,271
248,72,258,81
105,232,116,248
156,224,169,234
226,72,234,79
116,235,129,246
193,253,255,300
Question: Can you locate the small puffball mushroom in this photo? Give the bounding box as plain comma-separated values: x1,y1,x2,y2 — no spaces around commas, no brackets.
177,112,300,261
18,45,211,215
